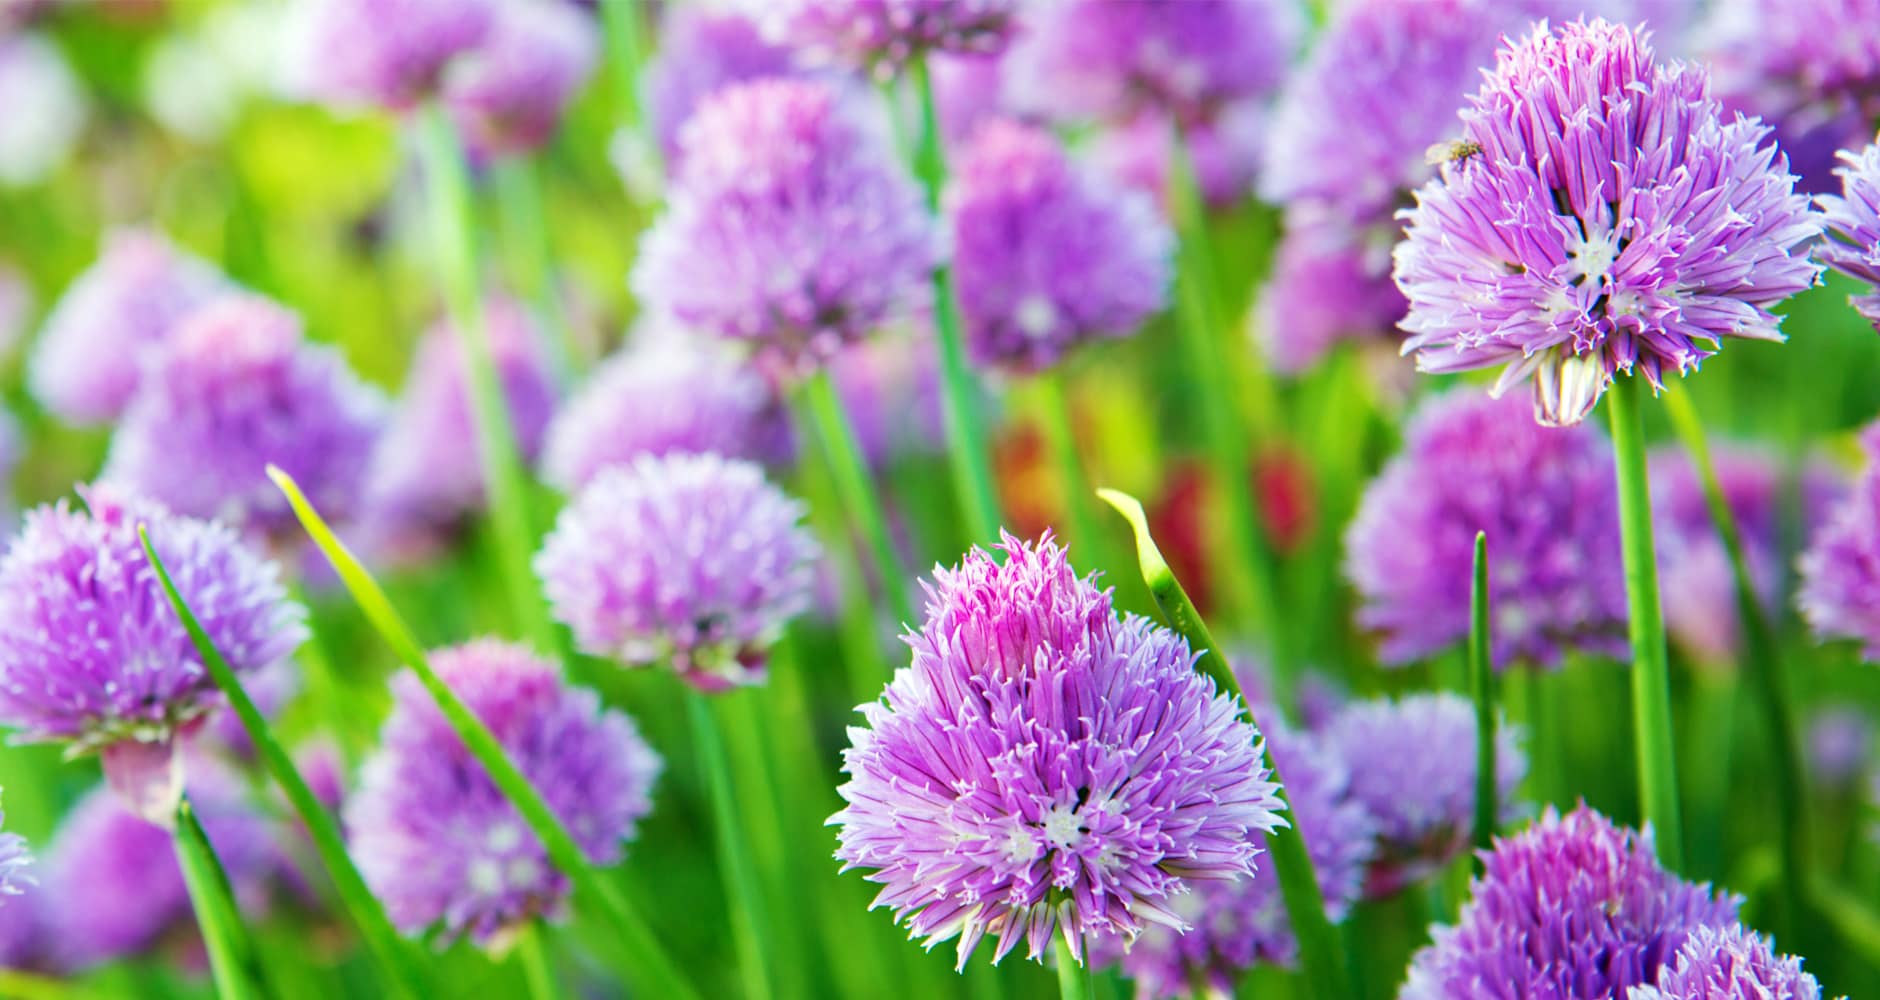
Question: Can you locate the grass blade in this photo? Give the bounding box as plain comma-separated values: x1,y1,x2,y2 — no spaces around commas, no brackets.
1468,532,1498,862
173,796,259,1000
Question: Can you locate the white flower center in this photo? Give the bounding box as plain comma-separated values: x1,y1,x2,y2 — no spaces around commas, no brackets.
1016,294,1060,339
1568,228,1621,285
1001,826,1039,864
1041,806,1084,849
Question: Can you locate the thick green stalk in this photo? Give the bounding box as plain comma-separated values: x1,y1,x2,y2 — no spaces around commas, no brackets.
1468,532,1497,861
1164,130,1287,686
494,158,581,380
799,370,916,631
910,55,1004,544
174,797,259,1000
139,529,424,999
267,467,702,1000
1605,374,1684,870
1098,489,1354,1000
1054,937,1094,1000
517,924,563,1000
1661,387,1807,922
688,694,774,1000
601,0,652,154
1034,372,1118,575
416,105,553,649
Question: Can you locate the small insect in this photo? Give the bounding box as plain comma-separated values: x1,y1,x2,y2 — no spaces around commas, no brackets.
1425,139,1483,167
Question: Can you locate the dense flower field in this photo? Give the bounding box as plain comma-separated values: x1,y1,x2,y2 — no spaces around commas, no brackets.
0,0,1877,998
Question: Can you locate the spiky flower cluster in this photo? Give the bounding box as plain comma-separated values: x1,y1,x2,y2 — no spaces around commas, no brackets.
832,534,1284,968
644,9,798,165
946,120,1171,372
535,453,818,691
1630,924,1835,1000
29,227,229,426
346,640,660,946
442,0,597,157
1818,137,1880,328
1394,19,1822,426
630,78,933,371
102,294,386,537
1402,805,1741,999
1344,389,1627,668
747,0,1017,75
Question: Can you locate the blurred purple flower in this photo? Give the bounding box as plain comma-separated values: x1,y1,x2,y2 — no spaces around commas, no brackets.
833,534,1283,967
290,0,493,111
1648,445,1786,665
1087,102,1267,210
745,0,1017,75
1807,706,1873,790
0,879,43,970
644,8,798,165
828,329,951,467
28,227,230,426
103,293,387,538
630,78,933,371
1320,693,1524,898
0,33,86,188
1394,19,1822,426
1631,923,1836,1000
929,51,1010,143
946,119,1170,372
1402,805,1740,999
347,639,659,947
1345,389,1628,669
536,453,818,691
1818,136,1880,329
1800,454,1880,657
443,0,598,157
1255,216,1405,373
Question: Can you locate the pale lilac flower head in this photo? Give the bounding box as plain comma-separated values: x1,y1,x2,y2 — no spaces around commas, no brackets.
1088,102,1267,210
832,534,1284,967
443,0,598,157
0,33,86,188
540,335,791,493
346,639,660,947
748,0,1018,75
1344,389,1628,668
1649,445,1786,664
364,299,557,548
536,453,818,691
0,806,27,903
1807,706,1873,790
1006,0,1302,129
828,329,951,467
291,0,493,110
1629,924,1834,1000
1255,216,1405,373
1402,805,1741,1000
1817,136,1880,328
1097,730,1375,996
929,51,1010,144
1800,456,1880,658
946,119,1171,372
29,227,230,425
1394,19,1823,427
0,880,43,970
644,8,798,164
0,484,304,755
630,78,934,371
1320,693,1524,898
102,293,387,538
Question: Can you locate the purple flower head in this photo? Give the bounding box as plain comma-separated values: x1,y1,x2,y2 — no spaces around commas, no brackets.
0,880,43,971
290,0,493,111
536,453,818,691
946,119,1171,372
1255,215,1406,373
630,78,934,371
747,0,1018,75
1087,102,1267,211
828,329,951,467
1402,805,1741,1000
1648,445,1786,665
540,334,791,494
102,293,387,539
832,533,1284,967
1800,452,1880,657
1006,0,1302,129
645,8,799,165
1629,923,1835,1000
1344,389,1628,668
0,806,28,903
1320,693,1524,898
0,33,86,188
1394,18,1823,427
443,0,598,157
929,51,1010,144
1096,729,1375,996
364,298,557,551
1817,136,1880,328
0,484,304,757
347,639,659,947
28,227,230,426
1807,706,1873,790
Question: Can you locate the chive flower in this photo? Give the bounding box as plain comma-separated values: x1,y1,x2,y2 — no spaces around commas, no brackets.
828,330,951,467
443,0,598,157
832,534,1284,967
1818,136,1880,329
1800,445,1880,657
1393,18,1822,426
290,0,493,111
1633,924,1836,999
535,453,819,691
346,639,660,947
746,0,1017,75
1648,445,1793,665
644,8,798,165
1255,218,1406,373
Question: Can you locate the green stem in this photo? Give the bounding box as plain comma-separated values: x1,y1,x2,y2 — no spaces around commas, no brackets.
910,54,1004,545
174,797,259,1000
688,693,774,1000
139,528,425,999
416,104,553,650
1605,374,1684,870
517,923,563,1000
799,370,916,631
1034,372,1116,575
267,466,702,1000
494,158,581,380
601,0,653,159
1661,387,1807,923
1468,532,1497,861
1054,936,1094,1000
1098,489,1354,1000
